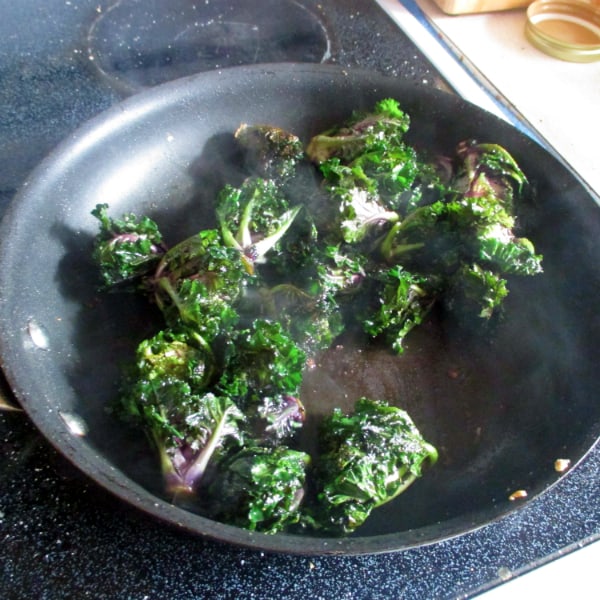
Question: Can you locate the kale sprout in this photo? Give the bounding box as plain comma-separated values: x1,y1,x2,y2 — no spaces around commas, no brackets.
154,229,246,298
91,203,166,288
378,201,450,268
258,281,344,356
152,229,248,341
257,244,366,355
323,181,400,244
127,329,214,393
454,140,528,212
474,223,543,276
443,263,509,320
361,266,437,353
206,445,310,533
216,177,301,273
121,330,246,495
216,319,306,406
154,277,240,349
316,245,367,297
306,98,411,164
307,99,422,244
234,123,305,183
309,398,438,534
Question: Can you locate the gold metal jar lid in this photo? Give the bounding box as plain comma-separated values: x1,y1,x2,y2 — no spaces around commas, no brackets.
526,0,600,62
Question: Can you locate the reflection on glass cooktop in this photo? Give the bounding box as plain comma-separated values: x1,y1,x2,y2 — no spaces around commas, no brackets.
87,0,332,93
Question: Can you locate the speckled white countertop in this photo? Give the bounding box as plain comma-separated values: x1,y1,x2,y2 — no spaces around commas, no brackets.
377,0,600,196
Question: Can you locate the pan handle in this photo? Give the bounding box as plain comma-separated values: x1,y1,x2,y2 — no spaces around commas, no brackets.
0,368,22,412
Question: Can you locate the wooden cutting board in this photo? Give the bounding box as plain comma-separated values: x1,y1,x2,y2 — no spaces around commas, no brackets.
432,0,599,15
431,0,530,14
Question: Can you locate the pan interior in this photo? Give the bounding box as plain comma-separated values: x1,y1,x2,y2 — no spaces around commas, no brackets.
0,65,598,553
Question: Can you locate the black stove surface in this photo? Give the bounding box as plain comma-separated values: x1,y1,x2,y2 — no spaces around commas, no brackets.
0,1,598,598
87,0,333,92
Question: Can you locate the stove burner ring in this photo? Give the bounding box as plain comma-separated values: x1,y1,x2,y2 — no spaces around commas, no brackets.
87,0,332,94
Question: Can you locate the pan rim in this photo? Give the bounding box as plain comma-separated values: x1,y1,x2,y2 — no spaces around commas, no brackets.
0,63,598,556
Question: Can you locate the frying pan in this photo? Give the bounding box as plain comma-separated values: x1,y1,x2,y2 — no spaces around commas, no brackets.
0,64,598,555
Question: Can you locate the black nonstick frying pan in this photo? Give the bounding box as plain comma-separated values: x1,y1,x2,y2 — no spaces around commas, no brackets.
0,64,598,555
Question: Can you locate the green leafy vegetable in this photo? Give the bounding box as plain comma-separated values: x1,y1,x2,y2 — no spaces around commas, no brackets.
306,98,411,164
361,266,437,353
91,203,165,288
310,398,438,534
206,444,310,533
122,342,246,495
217,319,306,406
443,263,509,320
216,177,301,273
235,123,305,183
